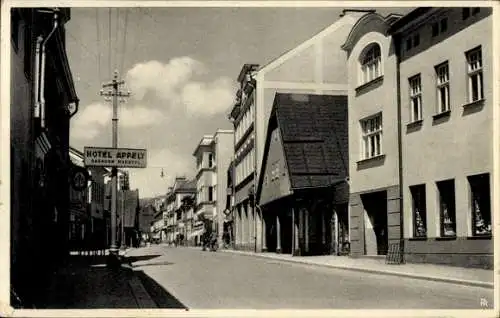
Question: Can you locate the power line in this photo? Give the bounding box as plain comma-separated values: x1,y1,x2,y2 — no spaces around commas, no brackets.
119,8,129,77
115,8,120,72
108,8,112,78
95,8,102,84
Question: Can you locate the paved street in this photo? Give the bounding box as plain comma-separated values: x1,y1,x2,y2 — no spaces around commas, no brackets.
127,245,494,310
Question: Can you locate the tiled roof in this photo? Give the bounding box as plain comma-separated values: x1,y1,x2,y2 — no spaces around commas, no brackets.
257,93,348,200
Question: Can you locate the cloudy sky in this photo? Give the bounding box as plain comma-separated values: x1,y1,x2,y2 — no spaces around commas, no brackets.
66,5,412,198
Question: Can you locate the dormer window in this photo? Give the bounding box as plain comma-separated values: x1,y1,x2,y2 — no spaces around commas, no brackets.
359,43,382,85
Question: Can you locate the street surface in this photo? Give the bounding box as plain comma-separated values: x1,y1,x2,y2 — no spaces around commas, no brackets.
128,245,494,309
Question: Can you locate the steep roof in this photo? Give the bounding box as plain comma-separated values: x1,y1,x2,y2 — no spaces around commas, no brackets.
256,93,348,202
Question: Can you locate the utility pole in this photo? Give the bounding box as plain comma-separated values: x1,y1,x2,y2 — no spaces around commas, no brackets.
100,70,130,266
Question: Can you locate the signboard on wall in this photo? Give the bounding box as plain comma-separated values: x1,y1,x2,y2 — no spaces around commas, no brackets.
84,147,147,168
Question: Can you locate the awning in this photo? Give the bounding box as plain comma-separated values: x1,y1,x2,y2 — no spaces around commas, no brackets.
188,229,204,238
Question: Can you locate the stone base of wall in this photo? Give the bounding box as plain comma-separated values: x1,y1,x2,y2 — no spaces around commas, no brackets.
405,253,493,269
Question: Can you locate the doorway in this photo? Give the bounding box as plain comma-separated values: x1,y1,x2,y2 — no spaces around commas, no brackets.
361,191,388,255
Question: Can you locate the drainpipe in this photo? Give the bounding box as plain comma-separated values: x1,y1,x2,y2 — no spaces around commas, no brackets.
40,12,59,129
34,36,43,120
395,35,405,264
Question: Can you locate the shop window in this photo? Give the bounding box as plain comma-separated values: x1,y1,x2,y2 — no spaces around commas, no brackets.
468,173,491,236
410,184,427,237
466,47,484,103
437,179,456,237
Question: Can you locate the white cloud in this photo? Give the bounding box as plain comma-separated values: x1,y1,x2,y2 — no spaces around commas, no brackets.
181,77,238,116
125,57,237,116
126,57,205,101
70,102,164,141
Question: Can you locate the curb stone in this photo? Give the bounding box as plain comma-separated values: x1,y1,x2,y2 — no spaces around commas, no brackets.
219,249,494,289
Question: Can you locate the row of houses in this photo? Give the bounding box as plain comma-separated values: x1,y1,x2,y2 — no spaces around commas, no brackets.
218,7,493,269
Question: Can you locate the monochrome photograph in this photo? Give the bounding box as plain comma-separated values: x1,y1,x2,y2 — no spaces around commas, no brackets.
1,1,498,317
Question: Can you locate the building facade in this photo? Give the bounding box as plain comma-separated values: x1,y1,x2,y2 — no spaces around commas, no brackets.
10,8,79,307
193,130,234,243
389,7,493,268
256,93,349,256
164,177,196,244
341,11,403,257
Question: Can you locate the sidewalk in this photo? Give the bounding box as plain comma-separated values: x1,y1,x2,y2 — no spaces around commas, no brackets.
40,250,157,309
216,248,494,289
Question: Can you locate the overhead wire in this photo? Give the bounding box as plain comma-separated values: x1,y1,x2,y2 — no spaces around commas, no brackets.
108,7,112,78
95,8,102,84
115,8,120,73
119,8,129,77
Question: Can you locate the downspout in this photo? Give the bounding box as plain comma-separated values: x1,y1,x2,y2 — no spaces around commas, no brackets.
395,34,405,264
34,36,43,121
40,12,59,129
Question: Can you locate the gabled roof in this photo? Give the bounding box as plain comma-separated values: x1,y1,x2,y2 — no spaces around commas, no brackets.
256,93,348,202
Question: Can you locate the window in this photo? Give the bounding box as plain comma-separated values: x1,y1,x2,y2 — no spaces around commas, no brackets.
432,18,447,37
437,179,456,237
462,8,470,20
405,38,412,51
413,33,420,47
406,33,420,52
409,74,423,122
410,184,427,238
208,153,214,168
468,174,491,236
466,47,484,102
360,114,382,159
440,18,448,33
360,44,382,84
208,186,213,202
435,62,450,113
432,22,439,37
472,7,480,15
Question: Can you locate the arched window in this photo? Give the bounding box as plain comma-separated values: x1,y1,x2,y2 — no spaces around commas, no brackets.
359,43,382,85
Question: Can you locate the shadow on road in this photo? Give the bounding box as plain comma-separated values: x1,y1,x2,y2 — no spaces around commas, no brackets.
126,254,162,264
134,270,188,309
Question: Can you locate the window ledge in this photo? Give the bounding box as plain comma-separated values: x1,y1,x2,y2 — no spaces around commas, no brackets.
355,75,384,94
462,98,485,109
432,110,451,120
406,119,423,129
357,154,386,166
434,236,457,241
467,235,492,240
408,237,427,241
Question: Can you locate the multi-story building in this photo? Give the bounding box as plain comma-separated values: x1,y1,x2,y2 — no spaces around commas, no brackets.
9,8,79,306
150,196,166,242
193,130,234,243
389,7,493,268
164,177,196,243
229,10,374,252
341,11,403,257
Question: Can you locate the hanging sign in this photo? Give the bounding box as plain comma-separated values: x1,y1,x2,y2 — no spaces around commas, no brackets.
84,147,147,168
70,166,89,191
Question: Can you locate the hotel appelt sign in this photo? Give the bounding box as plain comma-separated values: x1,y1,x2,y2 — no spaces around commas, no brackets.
83,147,147,168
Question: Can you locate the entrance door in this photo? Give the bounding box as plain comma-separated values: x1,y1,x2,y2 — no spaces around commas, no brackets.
361,191,388,256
